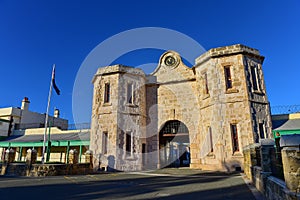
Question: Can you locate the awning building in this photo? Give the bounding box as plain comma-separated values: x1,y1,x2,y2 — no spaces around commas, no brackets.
0,127,90,163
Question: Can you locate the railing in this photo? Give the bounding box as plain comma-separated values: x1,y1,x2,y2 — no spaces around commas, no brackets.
67,123,90,130
14,123,90,131
15,123,45,130
271,105,300,115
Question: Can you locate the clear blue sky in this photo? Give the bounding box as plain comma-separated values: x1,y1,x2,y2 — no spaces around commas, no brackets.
0,0,299,124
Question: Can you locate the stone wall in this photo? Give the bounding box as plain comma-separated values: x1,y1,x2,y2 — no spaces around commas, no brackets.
1,163,92,177
90,71,120,171
249,167,300,200
145,85,159,169
1,149,93,177
156,82,199,169
116,72,146,171
243,139,300,200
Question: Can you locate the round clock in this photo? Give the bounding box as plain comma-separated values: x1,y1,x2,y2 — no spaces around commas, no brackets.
165,56,176,66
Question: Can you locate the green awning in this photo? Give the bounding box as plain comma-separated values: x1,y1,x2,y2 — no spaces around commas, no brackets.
0,140,89,148
0,131,90,147
272,129,300,139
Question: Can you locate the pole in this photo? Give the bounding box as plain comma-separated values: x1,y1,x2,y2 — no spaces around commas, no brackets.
46,121,52,162
18,146,23,161
41,64,55,164
79,145,82,163
66,141,70,164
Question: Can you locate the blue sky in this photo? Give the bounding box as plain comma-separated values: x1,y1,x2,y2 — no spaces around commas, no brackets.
0,0,299,124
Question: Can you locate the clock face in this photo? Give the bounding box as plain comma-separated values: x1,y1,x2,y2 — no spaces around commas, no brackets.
165,56,176,66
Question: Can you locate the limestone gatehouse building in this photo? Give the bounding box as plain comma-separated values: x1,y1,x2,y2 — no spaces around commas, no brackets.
90,44,273,172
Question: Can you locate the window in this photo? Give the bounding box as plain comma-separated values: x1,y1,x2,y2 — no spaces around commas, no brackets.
224,66,233,89
142,143,146,165
254,131,259,143
127,83,134,104
119,130,125,149
250,66,260,91
125,132,132,154
160,120,188,135
259,123,265,139
230,124,239,152
208,126,213,152
203,72,209,95
102,132,108,154
104,83,110,103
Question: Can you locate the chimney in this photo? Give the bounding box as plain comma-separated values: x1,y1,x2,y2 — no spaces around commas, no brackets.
54,109,60,118
21,97,30,111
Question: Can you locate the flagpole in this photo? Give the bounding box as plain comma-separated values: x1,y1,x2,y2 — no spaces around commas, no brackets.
41,64,55,164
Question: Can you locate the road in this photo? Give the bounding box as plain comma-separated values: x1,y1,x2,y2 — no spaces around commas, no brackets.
0,168,262,200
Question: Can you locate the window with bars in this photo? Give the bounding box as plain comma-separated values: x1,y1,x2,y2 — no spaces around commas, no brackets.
104,83,110,103
160,120,188,135
224,66,233,89
230,124,239,152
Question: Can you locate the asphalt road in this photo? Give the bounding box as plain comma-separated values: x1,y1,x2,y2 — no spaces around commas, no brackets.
0,169,261,200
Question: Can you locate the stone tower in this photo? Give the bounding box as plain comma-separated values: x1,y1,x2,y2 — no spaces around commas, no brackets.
90,44,272,172
191,44,272,171
90,65,146,171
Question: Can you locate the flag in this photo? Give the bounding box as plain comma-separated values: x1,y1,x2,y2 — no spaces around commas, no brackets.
52,64,60,95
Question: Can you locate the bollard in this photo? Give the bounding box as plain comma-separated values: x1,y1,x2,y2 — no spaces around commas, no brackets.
281,147,300,192
85,150,93,168
243,145,251,180
260,139,275,173
5,149,15,163
26,149,37,165
69,149,78,164
280,135,300,192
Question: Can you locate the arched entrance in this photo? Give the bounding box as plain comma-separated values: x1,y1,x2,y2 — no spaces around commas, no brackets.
159,120,190,168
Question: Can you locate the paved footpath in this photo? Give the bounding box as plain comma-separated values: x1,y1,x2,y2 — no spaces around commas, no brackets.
0,168,264,200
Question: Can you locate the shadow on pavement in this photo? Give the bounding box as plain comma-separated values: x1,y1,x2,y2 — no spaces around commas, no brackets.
0,171,256,200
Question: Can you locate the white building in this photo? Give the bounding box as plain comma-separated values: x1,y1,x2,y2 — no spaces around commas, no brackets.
0,97,90,163
0,97,68,137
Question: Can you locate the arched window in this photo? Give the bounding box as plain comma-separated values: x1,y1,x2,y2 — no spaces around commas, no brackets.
160,120,188,135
